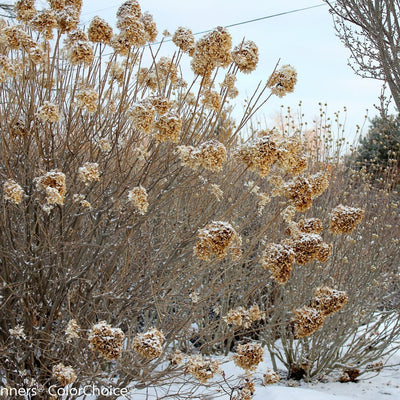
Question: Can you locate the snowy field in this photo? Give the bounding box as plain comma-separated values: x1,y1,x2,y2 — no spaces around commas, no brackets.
126,347,400,400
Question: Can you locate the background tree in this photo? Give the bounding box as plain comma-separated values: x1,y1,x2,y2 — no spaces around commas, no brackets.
324,0,400,114
356,115,400,174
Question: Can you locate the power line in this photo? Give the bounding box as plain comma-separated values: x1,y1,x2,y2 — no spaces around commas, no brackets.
195,4,327,36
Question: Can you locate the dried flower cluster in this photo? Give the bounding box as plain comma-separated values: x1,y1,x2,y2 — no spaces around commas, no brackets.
0,55,23,82
267,64,297,97
78,162,100,184
223,305,265,328
338,368,361,382
232,40,259,73
3,179,24,204
311,286,349,316
127,185,148,214
191,27,232,79
155,112,182,143
201,89,221,112
36,101,60,123
88,16,113,44
232,378,256,400
88,321,125,360
75,88,98,113
275,172,330,212
235,131,307,178
185,355,220,383
233,343,264,371
131,100,155,134
263,368,281,385
262,242,295,284
65,319,80,341
52,363,77,386
194,221,242,260
132,328,164,359
292,287,348,338
15,0,37,23
35,170,66,205
68,39,94,65
169,349,185,365
287,232,332,265
329,204,365,234
172,26,195,55
9,325,26,339
177,140,227,172
116,0,146,48
291,305,325,339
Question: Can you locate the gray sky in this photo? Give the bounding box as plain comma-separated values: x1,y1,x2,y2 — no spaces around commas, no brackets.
68,2,398,138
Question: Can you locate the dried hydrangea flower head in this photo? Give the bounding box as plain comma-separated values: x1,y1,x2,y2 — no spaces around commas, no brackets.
263,368,281,385
169,349,184,365
52,364,77,386
201,89,221,112
88,321,125,360
156,56,178,83
56,5,80,33
97,137,111,152
311,286,348,316
194,221,241,260
9,324,26,339
309,171,330,198
88,16,113,44
116,0,141,20
0,56,21,82
36,101,60,123
130,100,155,134
172,26,195,55
280,175,313,212
232,40,259,73
136,67,158,90
75,88,98,113
178,140,227,172
223,305,265,328
141,12,157,42
3,179,24,204
233,342,264,371
329,204,365,234
35,170,66,205
155,112,182,143
132,328,164,359
28,45,45,64
127,185,148,214
78,162,100,184
119,17,146,47
297,218,323,234
267,64,297,97
15,0,37,23
262,242,295,284
274,135,307,175
234,133,278,177
65,319,80,341
185,355,221,383
284,231,331,265
233,377,255,400
291,305,325,338
63,28,87,48
191,27,232,79
149,96,171,115
67,40,94,65
339,368,361,383
30,9,57,40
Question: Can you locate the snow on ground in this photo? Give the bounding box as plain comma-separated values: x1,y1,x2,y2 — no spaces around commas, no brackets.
128,348,400,400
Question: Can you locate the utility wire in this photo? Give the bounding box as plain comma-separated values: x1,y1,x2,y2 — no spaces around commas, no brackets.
195,4,327,37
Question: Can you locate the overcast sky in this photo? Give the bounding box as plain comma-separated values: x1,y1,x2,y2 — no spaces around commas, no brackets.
73,1,396,139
